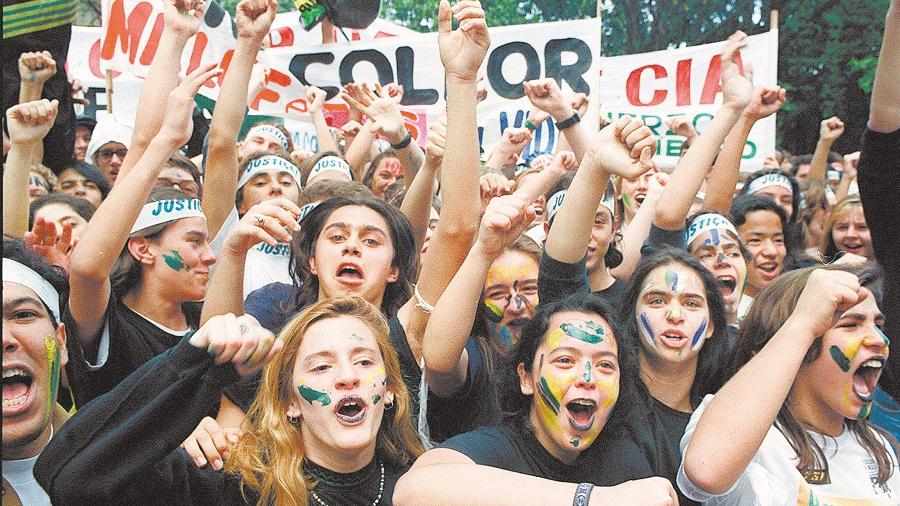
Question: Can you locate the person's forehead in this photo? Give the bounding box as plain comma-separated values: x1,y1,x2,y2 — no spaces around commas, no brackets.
324,205,389,230
641,264,705,293
542,311,618,354
3,281,46,311
298,316,380,356
101,141,126,150
36,203,81,221
743,210,781,230
160,166,194,180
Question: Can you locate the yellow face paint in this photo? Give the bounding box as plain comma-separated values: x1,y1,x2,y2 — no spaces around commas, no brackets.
546,328,564,351
44,335,60,419
360,365,386,387
596,374,619,410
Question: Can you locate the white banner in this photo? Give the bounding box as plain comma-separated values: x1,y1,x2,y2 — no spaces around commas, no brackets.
597,30,778,171
74,2,775,168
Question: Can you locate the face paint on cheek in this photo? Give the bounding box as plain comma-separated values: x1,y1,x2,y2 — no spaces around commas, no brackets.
829,346,852,372
44,336,60,418
638,312,657,349
560,321,605,344
360,366,386,388
298,384,331,406
690,318,708,351
622,193,632,210
858,403,871,419
537,376,562,415
162,250,190,271
484,300,504,323
372,394,381,405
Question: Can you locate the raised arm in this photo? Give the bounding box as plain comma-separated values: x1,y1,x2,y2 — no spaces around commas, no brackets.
341,83,376,179
399,0,488,339
423,193,534,396
523,78,589,161
34,314,279,504
484,127,532,172
544,116,656,264
3,99,58,238
681,270,863,495
198,198,300,325
655,31,752,230
400,116,445,252
304,84,341,154
67,65,220,352
704,85,786,213
807,117,844,182
870,0,900,133
394,448,678,506
16,52,57,165
610,171,668,280
118,0,205,182
203,0,276,238
342,83,425,182
514,151,576,203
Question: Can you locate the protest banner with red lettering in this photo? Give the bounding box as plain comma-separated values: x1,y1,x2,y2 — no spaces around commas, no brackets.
597,30,778,171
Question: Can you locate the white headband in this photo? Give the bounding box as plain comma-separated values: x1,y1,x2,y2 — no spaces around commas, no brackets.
685,213,739,248
599,194,615,216
246,125,289,152
130,198,205,235
238,155,303,190
3,258,61,324
308,156,352,183
546,190,567,222
827,168,841,181
297,201,321,221
747,173,793,196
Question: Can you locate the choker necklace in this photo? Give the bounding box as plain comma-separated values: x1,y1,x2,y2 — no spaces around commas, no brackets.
309,459,384,506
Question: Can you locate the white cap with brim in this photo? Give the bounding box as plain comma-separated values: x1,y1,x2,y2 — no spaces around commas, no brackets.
86,116,133,162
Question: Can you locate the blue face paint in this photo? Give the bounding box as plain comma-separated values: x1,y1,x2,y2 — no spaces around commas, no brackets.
710,228,721,246
664,269,679,292
876,327,891,346
691,317,708,350
639,312,656,348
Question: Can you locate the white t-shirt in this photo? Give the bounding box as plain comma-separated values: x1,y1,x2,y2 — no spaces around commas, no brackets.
3,455,51,505
242,241,292,298
678,394,900,505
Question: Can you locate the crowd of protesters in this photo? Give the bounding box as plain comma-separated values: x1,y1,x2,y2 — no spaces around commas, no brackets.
3,0,899,504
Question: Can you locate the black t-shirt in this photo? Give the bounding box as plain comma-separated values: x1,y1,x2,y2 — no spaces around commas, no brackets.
225,314,500,444
613,381,698,506
440,417,651,485
303,457,407,506
64,296,202,406
388,316,501,443
243,282,297,333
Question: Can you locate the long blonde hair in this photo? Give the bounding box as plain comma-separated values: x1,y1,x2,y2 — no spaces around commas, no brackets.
225,296,423,506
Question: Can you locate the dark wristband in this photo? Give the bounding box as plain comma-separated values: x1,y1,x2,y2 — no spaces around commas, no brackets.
573,483,593,506
390,131,413,150
555,112,581,131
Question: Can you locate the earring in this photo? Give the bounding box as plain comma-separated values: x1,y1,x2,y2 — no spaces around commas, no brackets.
288,414,301,427
384,399,394,410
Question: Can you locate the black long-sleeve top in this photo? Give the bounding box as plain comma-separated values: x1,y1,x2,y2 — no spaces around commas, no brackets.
34,339,405,505
857,127,900,399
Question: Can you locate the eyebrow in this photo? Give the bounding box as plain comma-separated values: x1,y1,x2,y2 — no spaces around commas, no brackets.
185,230,208,240
325,223,387,236
839,311,885,322
3,296,45,311
642,288,705,299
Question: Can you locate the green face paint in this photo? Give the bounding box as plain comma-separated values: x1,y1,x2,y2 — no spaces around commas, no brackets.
44,336,60,418
162,250,189,271
561,321,604,344
372,394,381,405
829,345,851,372
537,376,561,414
570,438,580,447
298,384,331,406
350,333,364,342
583,361,592,383
859,403,871,419
622,192,632,210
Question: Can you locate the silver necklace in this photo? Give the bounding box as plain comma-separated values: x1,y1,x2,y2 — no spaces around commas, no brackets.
308,460,385,506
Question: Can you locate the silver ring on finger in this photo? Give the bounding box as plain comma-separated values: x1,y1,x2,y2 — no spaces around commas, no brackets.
254,215,265,227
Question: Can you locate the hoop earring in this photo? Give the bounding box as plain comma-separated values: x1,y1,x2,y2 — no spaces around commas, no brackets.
384,399,394,410
288,414,301,427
